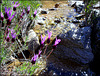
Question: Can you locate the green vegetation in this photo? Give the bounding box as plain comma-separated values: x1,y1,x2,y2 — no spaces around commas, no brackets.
0,1,40,75
84,0,99,24
15,62,38,75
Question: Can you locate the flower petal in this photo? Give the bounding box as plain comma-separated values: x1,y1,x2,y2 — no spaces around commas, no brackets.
39,50,42,55
1,12,3,17
15,1,18,5
27,5,30,11
43,36,46,43
34,10,37,14
16,3,19,7
54,37,61,45
47,30,52,38
11,12,16,20
5,7,7,12
33,54,38,61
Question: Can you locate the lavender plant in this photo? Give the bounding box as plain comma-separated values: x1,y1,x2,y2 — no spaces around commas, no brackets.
31,30,61,64
0,1,38,64
0,1,61,75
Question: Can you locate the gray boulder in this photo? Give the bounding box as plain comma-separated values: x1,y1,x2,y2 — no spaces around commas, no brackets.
26,29,40,54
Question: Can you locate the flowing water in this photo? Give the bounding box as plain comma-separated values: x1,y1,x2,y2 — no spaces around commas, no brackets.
33,1,94,76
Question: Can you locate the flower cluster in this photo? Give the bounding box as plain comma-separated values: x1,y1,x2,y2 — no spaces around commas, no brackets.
31,30,61,64
20,6,37,18
1,1,37,25
6,28,17,43
13,1,20,11
31,50,42,64
1,2,19,26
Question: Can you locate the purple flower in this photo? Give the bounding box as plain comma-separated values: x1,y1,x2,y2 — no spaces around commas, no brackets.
6,33,10,42
13,1,19,11
11,28,15,35
27,6,30,14
11,33,17,43
40,35,46,48
20,9,25,18
38,50,42,57
53,37,61,49
33,10,37,18
7,28,10,34
10,28,16,43
7,9,16,25
1,12,4,21
4,7,11,19
47,30,52,44
31,54,38,64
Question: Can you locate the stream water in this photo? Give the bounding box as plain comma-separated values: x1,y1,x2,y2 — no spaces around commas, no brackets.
34,1,94,76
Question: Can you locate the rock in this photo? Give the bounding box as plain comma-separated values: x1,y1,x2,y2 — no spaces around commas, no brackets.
48,8,57,11
42,17,46,21
75,14,85,20
54,19,61,24
92,9,100,16
55,3,59,8
93,1,100,9
70,1,84,6
21,14,32,39
26,29,40,54
41,10,48,14
90,16,100,75
72,19,81,23
38,22,45,25
53,24,94,64
71,2,76,7
79,20,86,28
48,20,55,25
69,1,84,13
35,17,45,25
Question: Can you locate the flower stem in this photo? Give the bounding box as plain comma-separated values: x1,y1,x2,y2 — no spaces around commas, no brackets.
43,45,48,55
16,38,26,60
46,49,54,59
3,26,8,43
9,44,18,58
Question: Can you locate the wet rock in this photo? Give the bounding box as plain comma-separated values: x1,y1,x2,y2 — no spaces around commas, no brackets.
90,16,100,75
72,19,81,23
38,22,45,25
93,1,100,9
75,14,85,20
69,1,84,13
48,20,55,25
42,17,46,21
54,24,93,64
36,17,45,25
54,19,61,24
26,29,40,54
55,3,59,8
79,21,86,28
92,8,100,16
41,10,47,14
71,2,76,7
70,1,84,6
48,8,57,11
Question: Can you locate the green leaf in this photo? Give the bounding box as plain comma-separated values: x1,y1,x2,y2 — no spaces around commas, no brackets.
23,66,26,70
37,4,40,7
14,25,18,31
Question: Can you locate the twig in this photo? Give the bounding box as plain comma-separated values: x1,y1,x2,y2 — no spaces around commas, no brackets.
16,38,26,60
46,49,54,59
9,44,18,59
43,44,48,55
